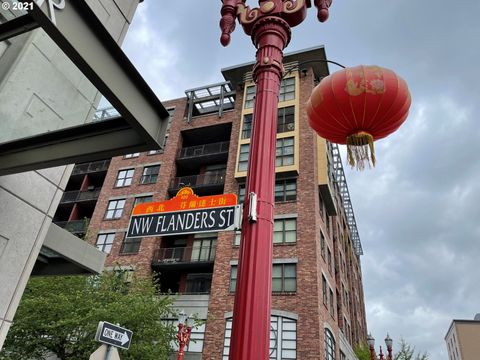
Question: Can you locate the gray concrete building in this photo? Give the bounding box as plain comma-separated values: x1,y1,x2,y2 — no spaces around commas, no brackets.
0,0,149,349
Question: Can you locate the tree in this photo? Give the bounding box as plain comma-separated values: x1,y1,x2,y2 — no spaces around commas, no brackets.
393,338,429,360
0,271,176,360
354,342,372,360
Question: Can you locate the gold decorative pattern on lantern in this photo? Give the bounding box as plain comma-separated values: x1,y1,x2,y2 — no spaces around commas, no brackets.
345,67,385,96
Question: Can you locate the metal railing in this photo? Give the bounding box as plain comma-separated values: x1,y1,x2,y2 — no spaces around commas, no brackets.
60,189,101,203
177,141,229,159
169,170,226,190
54,219,89,234
72,159,111,175
153,246,216,264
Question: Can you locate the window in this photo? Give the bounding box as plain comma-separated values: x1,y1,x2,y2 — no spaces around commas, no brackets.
223,315,296,360
329,289,335,317
120,236,141,254
274,218,297,244
185,273,212,294
234,231,241,246
277,106,295,133
105,199,126,219
272,263,296,292
276,137,294,167
132,195,153,213
95,233,115,253
322,275,327,306
238,184,246,203
191,237,216,262
124,152,140,158
230,263,296,293
275,179,297,202
324,328,336,360
340,351,346,360
242,114,253,139
320,231,326,260
141,165,160,184
238,144,250,171
115,169,134,187
279,77,295,102
244,85,256,108
327,248,332,274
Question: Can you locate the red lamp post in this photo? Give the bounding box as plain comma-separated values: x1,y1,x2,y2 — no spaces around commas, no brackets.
367,333,394,360
367,334,376,360
219,1,333,359
176,311,193,360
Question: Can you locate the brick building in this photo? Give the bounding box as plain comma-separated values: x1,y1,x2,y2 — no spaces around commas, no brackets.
76,46,367,359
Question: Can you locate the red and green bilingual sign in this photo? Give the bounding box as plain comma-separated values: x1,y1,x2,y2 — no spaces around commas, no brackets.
127,187,240,238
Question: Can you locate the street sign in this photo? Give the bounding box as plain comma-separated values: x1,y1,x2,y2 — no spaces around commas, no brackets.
127,187,241,238
95,321,133,350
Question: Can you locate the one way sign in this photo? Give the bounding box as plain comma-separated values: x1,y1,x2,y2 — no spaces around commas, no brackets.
95,321,133,350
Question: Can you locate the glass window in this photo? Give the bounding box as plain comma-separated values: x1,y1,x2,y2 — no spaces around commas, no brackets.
124,153,140,158
234,231,241,246
275,179,297,202
320,231,326,260
276,137,294,167
105,199,125,219
223,315,296,360
185,273,212,294
327,248,332,274
322,275,327,306
277,106,295,133
115,169,134,187
272,263,296,293
229,266,238,292
274,218,297,244
238,144,250,171
95,233,115,253
242,114,253,139
329,288,335,317
238,184,246,203
120,236,141,254
279,77,295,102
191,238,216,262
325,328,336,360
244,85,256,108
141,165,160,184
132,195,153,213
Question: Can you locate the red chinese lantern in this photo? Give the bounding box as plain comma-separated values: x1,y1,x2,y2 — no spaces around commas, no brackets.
307,65,411,169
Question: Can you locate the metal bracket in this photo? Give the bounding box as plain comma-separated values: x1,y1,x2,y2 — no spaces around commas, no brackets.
248,192,257,222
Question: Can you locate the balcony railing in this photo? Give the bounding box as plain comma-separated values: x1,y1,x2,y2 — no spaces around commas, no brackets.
60,189,101,203
72,160,111,175
153,246,216,264
54,219,89,234
169,170,226,190
177,141,229,160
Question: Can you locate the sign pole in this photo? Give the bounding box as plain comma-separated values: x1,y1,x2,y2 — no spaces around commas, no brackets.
104,345,112,360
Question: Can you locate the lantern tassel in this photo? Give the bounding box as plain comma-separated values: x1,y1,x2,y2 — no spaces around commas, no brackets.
346,132,376,170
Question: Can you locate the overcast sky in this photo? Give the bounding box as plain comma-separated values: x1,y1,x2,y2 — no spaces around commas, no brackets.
122,1,480,358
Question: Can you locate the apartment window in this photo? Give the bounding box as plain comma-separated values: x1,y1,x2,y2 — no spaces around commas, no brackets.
325,328,336,360
238,184,246,203
141,165,160,184
244,85,256,108
329,288,335,317
327,248,332,274
272,263,296,293
320,231,326,259
242,114,253,139
234,231,241,246
277,106,295,133
105,199,126,219
124,152,140,158
185,273,212,294
275,179,297,202
238,144,250,171
279,77,295,102
115,169,134,187
276,137,294,167
322,275,327,306
119,236,141,254
95,233,115,253
229,266,238,292
192,237,216,262
132,195,153,211
223,315,296,360
274,218,297,244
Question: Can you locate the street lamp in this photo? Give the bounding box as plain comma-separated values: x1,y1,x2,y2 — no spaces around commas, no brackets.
176,311,193,360
367,333,393,360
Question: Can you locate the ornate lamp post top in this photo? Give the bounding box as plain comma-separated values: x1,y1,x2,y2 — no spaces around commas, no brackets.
220,0,333,46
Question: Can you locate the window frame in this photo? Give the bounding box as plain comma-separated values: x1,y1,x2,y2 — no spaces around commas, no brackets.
277,106,295,133
275,179,297,202
140,164,160,184
115,168,134,187
95,233,115,253
238,143,250,172
105,199,126,219
325,328,336,360
279,77,295,102
244,85,256,108
273,218,297,244
119,236,141,255
275,137,295,167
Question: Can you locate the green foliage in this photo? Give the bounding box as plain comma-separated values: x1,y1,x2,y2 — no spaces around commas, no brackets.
0,271,176,360
354,342,373,360
393,338,429,360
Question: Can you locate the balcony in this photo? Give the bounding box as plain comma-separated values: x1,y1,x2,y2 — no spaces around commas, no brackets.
177,141,229,168
169,170,225,195
60,189,101,204
71,159,111,175
54,219,89,235
152,246,216,271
